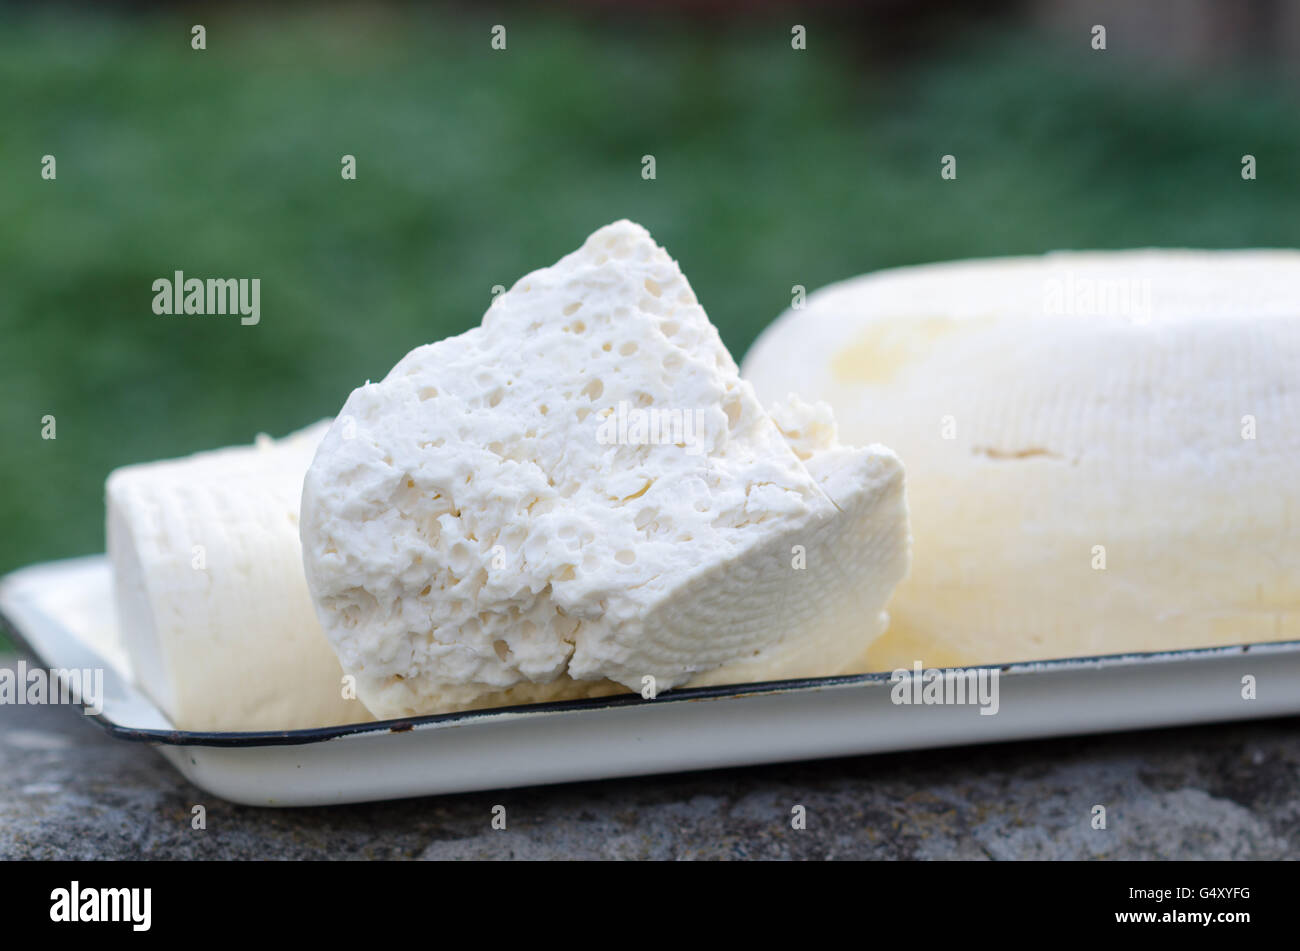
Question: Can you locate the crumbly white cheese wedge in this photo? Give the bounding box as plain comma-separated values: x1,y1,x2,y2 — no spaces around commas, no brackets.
301,220,910,719
742,250,1300,668
107,422,370,731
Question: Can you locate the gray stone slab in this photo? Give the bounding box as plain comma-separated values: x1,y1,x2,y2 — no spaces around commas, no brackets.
2,655,1297,859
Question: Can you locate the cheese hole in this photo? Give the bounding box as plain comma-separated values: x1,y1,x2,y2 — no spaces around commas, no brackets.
493,640,510,661
419,584,432,596
572,320,586,334
576,407,591,422
418,386,439,401
660,320,680,338
538,404,549,415
621,479,652,502
619,341,638,356
557,565,576,581
723,398,742,427
488,389,504,408
615,550,636,565
582,378,604,400
644,278,663,297
563,302,582,316
602,342,612,352
554,611,580,640
662,353,683,372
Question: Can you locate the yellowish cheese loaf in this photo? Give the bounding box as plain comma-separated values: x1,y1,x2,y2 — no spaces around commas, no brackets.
742,250,1300,668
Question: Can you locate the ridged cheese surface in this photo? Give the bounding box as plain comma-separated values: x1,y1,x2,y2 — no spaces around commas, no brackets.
107,422,370,730
300,221,910,719
742,250,1300,668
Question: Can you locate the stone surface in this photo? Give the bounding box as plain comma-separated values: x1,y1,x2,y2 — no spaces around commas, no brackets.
1,655,1297,859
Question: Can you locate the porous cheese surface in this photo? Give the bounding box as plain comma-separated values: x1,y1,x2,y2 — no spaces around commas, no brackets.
301,220,910,719
742,250,1300,668
107,422,369,731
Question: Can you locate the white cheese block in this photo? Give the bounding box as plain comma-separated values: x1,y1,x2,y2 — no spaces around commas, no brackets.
742,250,1300,669
301,220,911,719
107,422,371,731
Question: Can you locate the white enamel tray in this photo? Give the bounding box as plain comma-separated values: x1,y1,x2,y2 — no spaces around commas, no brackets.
3,555,1299,807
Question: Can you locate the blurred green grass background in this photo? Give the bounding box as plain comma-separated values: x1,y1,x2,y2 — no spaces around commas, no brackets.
2,3,1299,643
